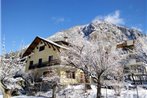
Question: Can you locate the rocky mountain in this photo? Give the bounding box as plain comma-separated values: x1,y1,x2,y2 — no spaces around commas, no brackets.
47,21,144,44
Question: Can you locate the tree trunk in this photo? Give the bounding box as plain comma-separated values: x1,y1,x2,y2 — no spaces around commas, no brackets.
52,85,57,98
84,72,91,89
0,88,11,98
3,90,11,98
114,86,121,97
0,82,11,98
97,79,101,98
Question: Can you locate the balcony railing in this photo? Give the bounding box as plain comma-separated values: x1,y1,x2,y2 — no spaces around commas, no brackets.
127,59,144,66
29,59,61,69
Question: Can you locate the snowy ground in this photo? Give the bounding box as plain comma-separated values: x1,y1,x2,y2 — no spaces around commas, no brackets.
56,85,147,98
0,92,2,98
0,85,147,98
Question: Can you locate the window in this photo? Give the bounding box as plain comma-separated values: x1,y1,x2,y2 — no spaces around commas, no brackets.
66,71,75,79
72,72,75,79
29,61,34,69
38,58,42,65
80,72,84,83
39,46,45,51
30,61,33,66
66,71,71,78
48,56,53,62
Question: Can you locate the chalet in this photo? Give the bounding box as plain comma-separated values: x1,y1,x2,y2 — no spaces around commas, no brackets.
22,36,85,85
117,40,147,84
116,40,135,53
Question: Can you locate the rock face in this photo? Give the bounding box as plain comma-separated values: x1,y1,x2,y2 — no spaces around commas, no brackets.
47,21,144,43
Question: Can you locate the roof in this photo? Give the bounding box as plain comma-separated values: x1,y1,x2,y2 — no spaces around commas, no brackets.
117,40,135,48
22,36,68,57
54,41,69,46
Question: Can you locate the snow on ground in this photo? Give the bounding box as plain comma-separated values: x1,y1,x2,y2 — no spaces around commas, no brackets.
0,95,44,98
1,85,147,98
121,87,147,98
0,91,2,98
57,85,147,98
12,96,44,98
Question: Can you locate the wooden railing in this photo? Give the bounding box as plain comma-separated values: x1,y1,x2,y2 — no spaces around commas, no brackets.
29,59,61,69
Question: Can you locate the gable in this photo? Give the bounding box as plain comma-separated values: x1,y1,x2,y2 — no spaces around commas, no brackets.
22,36,67,57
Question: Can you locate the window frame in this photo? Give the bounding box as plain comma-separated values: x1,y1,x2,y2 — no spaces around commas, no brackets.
66,71,75,79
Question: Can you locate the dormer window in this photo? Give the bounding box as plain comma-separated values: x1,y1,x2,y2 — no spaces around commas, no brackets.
39,46,45,51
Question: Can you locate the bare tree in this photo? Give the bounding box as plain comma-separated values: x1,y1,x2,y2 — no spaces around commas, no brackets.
135,36,147,64
61,34,92,89
0,50,26,98
61,36,126,98
110,66,124,97
39,68,60,98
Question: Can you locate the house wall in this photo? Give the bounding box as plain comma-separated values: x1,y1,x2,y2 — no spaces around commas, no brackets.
60,69,84,85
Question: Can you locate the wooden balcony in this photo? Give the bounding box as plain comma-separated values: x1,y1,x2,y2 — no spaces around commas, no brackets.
29,59,61,70
127,59,144,66
125,74,147,85
117,40,135,53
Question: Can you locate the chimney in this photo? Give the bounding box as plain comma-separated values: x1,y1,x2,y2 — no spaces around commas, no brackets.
64,36,68,42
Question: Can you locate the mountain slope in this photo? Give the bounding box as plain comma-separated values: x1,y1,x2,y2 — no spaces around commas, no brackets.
47,21,144,43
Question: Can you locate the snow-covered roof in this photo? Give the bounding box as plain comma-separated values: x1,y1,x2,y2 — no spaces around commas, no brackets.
39,36,68,49
22,36,68,57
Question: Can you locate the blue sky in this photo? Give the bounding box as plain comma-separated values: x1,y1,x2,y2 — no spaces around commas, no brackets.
1,0,147,54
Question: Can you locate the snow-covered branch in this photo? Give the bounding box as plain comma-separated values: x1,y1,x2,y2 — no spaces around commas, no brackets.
0,51,26,90
135,36,147,64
